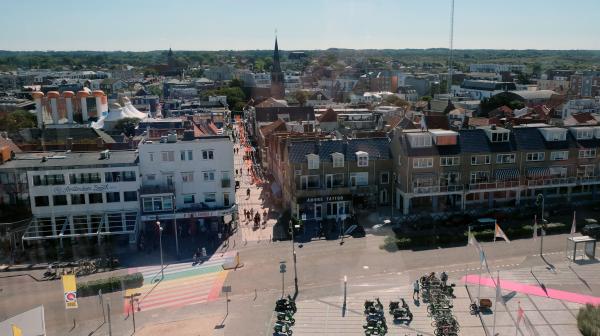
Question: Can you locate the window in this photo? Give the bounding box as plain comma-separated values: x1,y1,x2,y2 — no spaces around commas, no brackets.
491,132,509,142
71,194,86,205
106,192,120,203
161,151,175,161
332,153,344,168
471,155,491,165
147,174,156,181
470,171,490,184
550,151,569,161
408,133,432,148
440,156,460,166
380,172,390,184
180,150,186,161
300,175,320,189
182,172,194,182
142,196,173,212
413,157,434,168
33,174,65,186
357,152,369,167
440,172,460,186
183,194,195,204
122,171,136,182
578,165,595,177
204,193,216,203
203,171,215,181
123,191,137,202
34,196,49,207
579,149,596,158
223,193,230,207
202,150,214,160
105,172,121,182
149,152,154,162
187,150,193,160
576,129,594,140
526,152,545,162
69,173,101,184
53,195,68,206
325,173,345,188
496,153,516,164
88,193,103,204
307,155,319,170
349,172,369,186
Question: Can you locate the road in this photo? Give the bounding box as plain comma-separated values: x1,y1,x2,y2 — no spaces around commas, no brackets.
0,230,590,335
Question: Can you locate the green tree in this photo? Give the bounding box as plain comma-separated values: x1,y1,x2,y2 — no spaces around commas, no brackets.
114,117,141,137
205,86,247,111
0,110,37,132
293,90,309,107
147,85,162,98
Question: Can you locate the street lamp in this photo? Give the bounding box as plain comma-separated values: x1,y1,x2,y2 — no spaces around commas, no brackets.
155,218,164,280
535,194,548,256
124,292,141,332
289,220,299,297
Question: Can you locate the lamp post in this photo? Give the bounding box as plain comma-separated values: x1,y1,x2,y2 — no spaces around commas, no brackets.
123,292,141,332
342,275,347,317
155,218,164,280
172,195,179,259
536,194,547,256
289,220,298,296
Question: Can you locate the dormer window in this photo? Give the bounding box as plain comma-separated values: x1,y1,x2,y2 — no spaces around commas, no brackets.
331,152,344,168
306,154,319,170
490,131,509,142
576,128,594,140
356,151,369,167
540,128,567,141
406,133,433,148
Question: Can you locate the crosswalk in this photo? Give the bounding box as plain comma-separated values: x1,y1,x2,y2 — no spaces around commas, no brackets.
123,251,236,314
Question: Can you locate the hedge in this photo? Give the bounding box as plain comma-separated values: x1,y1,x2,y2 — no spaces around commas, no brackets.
77,272,144,297
578,304,600,336
382,222,569,250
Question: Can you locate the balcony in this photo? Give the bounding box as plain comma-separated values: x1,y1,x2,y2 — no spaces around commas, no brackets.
140,184,175,195
413,184,463,194
221,178,231,188
577,176,600,185
527,177,577,188
469,180,520,191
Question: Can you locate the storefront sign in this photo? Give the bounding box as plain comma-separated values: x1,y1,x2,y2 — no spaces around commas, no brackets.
297,194,352,204
141,205,237,221
52,184,118,194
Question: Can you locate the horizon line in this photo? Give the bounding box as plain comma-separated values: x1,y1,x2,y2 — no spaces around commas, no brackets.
2,48,600,53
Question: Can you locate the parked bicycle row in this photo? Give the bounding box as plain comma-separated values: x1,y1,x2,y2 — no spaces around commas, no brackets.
273,295,296,335
419,272,459,336
42,256,119,280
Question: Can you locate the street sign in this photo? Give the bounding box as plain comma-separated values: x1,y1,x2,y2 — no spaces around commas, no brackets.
62,275,78,309
279,262,287,273
222,286,232,293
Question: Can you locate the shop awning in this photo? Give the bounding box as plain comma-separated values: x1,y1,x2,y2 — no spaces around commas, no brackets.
527,167,550,178
495,168,520,181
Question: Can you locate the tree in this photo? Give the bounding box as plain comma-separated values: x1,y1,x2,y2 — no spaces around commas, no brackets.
147,85,162,98
578,304,600,336
204,86,247,111
229,78,244,88
114,117,141,137
293,90,309,107
383,95,410,108
0,110,37,132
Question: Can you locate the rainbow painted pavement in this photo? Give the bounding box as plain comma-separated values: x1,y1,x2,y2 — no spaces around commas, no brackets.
123,251,236,314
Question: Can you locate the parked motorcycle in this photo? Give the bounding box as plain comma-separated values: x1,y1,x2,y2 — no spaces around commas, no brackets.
389,298,413,321
273,320,293,335
276,311,295,325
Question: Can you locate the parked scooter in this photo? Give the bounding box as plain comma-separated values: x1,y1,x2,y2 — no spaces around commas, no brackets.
273,320,293,335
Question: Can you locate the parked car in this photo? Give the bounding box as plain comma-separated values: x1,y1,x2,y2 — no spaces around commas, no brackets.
582,223,600,239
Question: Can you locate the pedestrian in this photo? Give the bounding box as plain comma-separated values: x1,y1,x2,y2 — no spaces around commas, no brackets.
243,209,248,220
413,279,420,300
263,209,268,222
247,168,250,175
250,208,254,217
235,169,238,176
246,188,250,198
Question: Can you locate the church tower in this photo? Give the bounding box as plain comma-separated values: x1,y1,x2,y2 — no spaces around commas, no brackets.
270,37,285,99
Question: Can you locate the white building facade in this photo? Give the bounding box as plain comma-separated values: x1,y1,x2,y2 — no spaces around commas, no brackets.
137,134,236,236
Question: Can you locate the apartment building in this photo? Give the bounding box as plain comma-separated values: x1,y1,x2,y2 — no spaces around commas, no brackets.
391,125,600,215
274,137,392,220
0,150,141,242
137,131,235,237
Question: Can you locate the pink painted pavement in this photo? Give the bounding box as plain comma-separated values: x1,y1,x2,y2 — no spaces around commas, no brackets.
462,274,600,305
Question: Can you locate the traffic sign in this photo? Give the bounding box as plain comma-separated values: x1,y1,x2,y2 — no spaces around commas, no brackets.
222,286,232,293
279,262,287,273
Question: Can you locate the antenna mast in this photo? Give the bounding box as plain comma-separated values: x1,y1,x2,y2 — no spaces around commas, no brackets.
447,0,455,95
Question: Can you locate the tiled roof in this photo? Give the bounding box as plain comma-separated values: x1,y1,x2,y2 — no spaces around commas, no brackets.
424,115,449,130
0,137,22,153
571,113,597,124
255,106,315,122
288,137,390,163
459,129,492,153
512,127,547,150
260,119,287,137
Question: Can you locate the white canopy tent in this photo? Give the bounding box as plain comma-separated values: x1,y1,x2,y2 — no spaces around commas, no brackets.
92,97,148,130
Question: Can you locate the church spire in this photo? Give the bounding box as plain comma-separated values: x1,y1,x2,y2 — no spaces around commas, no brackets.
272,37,281,73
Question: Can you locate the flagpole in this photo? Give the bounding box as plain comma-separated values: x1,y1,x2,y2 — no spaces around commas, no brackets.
492,270,499,336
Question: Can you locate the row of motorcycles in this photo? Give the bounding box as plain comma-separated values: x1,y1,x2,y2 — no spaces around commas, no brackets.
273,295,296,335
363,297,413,335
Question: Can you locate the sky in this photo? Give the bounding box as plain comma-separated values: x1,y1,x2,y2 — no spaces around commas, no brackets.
1,0,599,51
